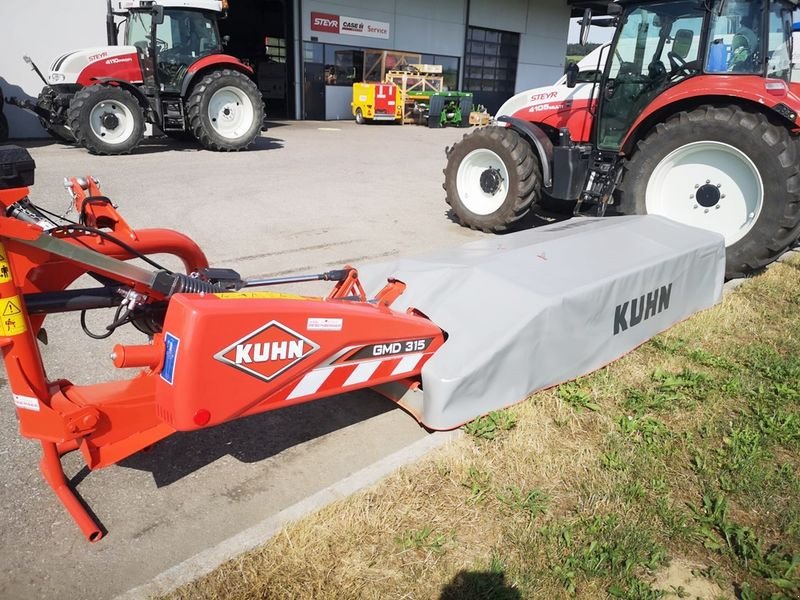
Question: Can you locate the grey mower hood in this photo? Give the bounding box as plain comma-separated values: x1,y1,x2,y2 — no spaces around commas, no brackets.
360,216,725,430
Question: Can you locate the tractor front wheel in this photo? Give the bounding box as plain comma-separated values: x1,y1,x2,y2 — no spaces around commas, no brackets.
443,126,541,232
67,85,144,155
186,69,264,151
617,106,800,278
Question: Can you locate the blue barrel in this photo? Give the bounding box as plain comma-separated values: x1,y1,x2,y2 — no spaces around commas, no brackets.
707,41,728,72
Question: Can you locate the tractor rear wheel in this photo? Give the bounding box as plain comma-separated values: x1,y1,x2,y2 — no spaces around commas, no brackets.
67,85,144,155
443,126,541,232
617,106,800,279
186,69,264,151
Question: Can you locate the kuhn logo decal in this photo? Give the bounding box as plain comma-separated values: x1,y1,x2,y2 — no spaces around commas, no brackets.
215,321,319,382
614,283,673,335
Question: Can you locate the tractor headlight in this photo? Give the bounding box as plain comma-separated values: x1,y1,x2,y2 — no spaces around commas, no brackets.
49,72,66,83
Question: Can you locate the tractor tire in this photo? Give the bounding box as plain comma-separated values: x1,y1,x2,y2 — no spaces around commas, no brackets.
443,126,541,232
67,85,144,155
0,111,8,143
616,105,800,279
355,108,366,124
458,96,473,128
428,95,444,129
186,69,264,151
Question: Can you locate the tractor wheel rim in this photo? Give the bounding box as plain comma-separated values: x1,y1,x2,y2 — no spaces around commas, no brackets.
456,149,510,216
208,85,255,140
89,100,135,145
645,141,764,247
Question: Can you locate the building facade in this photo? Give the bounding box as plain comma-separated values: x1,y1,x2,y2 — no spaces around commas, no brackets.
0,0,571,137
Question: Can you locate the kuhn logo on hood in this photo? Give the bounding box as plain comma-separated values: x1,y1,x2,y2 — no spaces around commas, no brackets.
215,321,319,382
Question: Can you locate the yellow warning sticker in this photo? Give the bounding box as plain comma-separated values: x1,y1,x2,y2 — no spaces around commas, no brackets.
0,242,12,283
0,295,27,336
214,291,318,301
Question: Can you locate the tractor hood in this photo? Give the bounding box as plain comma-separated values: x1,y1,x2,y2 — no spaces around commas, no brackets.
361,216,725,430
47,46,142,86
495,44,609,119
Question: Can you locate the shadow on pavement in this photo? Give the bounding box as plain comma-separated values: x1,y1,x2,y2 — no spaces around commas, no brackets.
440,570,522,600
130,134,284,154
445,200,574,230
7,134,284,154
119,388,396,487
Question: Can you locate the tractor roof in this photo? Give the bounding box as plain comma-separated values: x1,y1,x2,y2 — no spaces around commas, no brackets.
569,0,799,17
115,0,224,12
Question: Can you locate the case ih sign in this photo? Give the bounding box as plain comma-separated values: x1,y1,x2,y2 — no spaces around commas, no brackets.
311,11,390,39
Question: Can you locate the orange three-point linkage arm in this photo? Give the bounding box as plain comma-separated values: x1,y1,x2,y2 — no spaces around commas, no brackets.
0,172,446,542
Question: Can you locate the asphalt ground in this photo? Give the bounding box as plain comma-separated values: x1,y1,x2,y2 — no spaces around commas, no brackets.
0,121,507,600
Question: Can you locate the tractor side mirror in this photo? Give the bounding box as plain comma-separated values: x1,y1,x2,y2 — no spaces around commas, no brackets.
222,35,231,47
152,5,164,25
579,8,592,46
565,62,579,88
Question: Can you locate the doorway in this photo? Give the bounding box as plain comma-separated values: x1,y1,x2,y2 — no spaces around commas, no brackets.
219,0,295,119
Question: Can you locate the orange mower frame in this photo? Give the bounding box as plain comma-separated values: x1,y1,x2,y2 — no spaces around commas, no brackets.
0,156,445,541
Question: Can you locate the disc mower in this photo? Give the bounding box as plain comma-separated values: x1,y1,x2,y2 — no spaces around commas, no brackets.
0,141,726,541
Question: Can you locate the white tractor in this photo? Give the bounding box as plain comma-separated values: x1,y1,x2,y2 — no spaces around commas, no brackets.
9,0,264,154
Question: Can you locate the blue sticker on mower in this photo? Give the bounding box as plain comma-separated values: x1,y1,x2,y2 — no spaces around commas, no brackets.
161,333,180,385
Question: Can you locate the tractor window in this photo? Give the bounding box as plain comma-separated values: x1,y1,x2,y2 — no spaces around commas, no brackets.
766,2,793,81
158,10,221,92
598,1,704,151
126,12,153,50
706,0,764,73
124,9,221,93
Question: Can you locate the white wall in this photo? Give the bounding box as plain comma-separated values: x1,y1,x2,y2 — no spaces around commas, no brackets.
303,0,467,56
304,0,571,117
0,0,108,138
471,0,570,93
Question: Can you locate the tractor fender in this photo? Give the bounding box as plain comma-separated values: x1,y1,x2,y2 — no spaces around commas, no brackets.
181,55,255,97
496,116,554,188
621,75,800,153
88,78,151,111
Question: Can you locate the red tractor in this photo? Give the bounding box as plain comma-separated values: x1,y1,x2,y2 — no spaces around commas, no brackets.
444,0,800,278
10,0,264,155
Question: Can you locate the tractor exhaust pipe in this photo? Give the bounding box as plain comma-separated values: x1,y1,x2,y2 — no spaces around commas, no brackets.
106,0,117,46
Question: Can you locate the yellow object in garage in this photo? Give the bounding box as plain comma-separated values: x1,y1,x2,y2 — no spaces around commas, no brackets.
351,83,403,124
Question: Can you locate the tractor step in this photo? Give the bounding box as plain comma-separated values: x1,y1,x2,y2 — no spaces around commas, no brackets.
160,99,187,131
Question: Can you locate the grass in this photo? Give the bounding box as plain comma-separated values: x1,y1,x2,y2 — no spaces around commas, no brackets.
162,256,800,600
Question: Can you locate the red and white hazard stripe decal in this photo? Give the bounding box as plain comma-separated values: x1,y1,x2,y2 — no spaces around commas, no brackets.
285,352,427,401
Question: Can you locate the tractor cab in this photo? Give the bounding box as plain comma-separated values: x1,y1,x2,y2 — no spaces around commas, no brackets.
113,1,225,93
586,0,797,151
